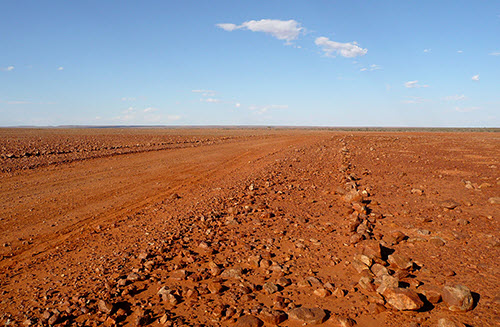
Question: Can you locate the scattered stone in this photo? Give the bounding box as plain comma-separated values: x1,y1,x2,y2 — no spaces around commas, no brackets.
388,230,407,244
419,285,442,304
98,299,113,314
443,269,456,277
437,318,466,327
208,282,224,294
376,274,399,294
333,288,346,298
337,316,357,326
368,303,386,314
488,197,500,204
442,285,474,312
313,288,331,298
170,269,187,280
382,287,424,311
263,282,279,295
221,267,244,279
288,307,328,324
388,253,413,270
260,310,287,325
350,233,364,245
236,315,264,327
411,188,424,196
276,277,291,287
441,200,460,210
358,276,376,292
429,237,446,247
371,263,389,277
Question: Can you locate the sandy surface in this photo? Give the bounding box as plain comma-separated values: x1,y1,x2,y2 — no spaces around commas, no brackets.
0,128,498,326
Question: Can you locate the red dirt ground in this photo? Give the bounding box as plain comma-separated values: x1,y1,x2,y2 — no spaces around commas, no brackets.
0,128,498,326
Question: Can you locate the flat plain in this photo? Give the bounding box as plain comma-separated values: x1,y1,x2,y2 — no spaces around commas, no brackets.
0,128,498,326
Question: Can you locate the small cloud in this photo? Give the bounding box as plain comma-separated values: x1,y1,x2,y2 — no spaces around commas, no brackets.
201,98,221,103
121,97,137,101
455,106,479,112
216,23,239,32
489,51,500,56
167,115,181,121
192,89,216,97
457,50,463,53
57,66,64,71
217,19,303,43
443,94,466,101
472,74,480,81
360,64,381,72
1,66,14,71
315,36,367,58
249,104,288,114
423,49,431,53
143,107,158,113
404,80,429,88
401,96,428,104
3,100,32,105
235,102,241,108
123,106,135,114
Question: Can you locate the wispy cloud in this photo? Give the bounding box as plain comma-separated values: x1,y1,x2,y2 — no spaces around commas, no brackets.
401,96,429,104
455,106,479,112
192,89,216,97
423,49,431,53
489,51,500,56
472,74,480,81
315,36,367,58
457,50,463,53
360,64,381,72
404,80,429,88
1,66,14,72
57,66,64,71
114,106,181,124
443,94,466,101
201,98,221,103
217,19,303,43
249,104,288,114
121,97,137,101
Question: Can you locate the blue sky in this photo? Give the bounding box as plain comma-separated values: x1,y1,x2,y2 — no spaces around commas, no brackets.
1,1,499,127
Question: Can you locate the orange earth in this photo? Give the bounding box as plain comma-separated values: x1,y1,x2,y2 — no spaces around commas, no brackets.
0,128,498,326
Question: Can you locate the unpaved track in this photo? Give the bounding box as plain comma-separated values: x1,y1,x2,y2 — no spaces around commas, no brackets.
0,132,321,264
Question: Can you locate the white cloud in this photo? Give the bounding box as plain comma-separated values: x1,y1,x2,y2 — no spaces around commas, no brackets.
455,106,479,112
401,96,428,104
457,50,463,53
201,98,221,103
192,89,215,93
216,23,239,31
404,80,429,88
235,102,241,108
249,104,288,114
192,89,216,97
143,107,158,113
167,115,181,121
423,49,431,53
121,97,136,101
57,66,64,71
1,66,14,71
217,19,303,43
360,64,381,72
472,74,480,81
315,36,367,58
490,51,500,56
443,94,466,101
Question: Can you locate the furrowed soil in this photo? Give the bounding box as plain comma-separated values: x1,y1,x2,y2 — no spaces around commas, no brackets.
0,128,498,327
